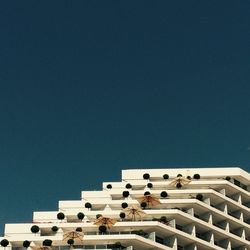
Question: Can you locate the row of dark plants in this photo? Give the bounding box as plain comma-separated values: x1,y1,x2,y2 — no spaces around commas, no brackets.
0,239,52,248
30,225,83,234
107,175,235,191
106,173,201,190
142,173,201,180
152,216,169,224
121,190,168,198
2,239,124,249
131,229,148,237
107,242,125,249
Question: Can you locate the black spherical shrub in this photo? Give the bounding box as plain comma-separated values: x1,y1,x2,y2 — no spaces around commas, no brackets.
196,194,203,201
160,191,168,198
76,227,82,232
31,225,40,233
114,242,122,248
85,202,92,209
1,239,9,247
121,202,128,209
160,216,167,223
147,183,153,188
122,191,130,198
225,176,231,181
96,214,102,219
57,212,65,220
187,176,192,180
144,191,151,196
143,173,150,180
135,230,145,236
77,212,85,220
51,226,59,232
193,174,200,179
177,174,182,177
23,240,30,248
67,239,74,245
106,184,112,189
43,239,52,246
163,174,169,180
140,202,147,209
119,212,126,219
176,183,182,189
99,225,107,233
126,183,132,189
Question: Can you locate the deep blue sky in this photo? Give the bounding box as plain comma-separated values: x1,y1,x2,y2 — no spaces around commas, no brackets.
0,1,250,233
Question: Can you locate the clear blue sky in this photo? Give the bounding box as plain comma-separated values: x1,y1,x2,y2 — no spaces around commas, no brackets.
0,1,249,233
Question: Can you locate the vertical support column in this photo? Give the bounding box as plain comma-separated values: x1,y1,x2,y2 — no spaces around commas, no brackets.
234,228,246,239
201,212,213,224
227,240,231,250
232,193,242,204
186,208,194,216
164,235,177,250
217,202,227,213
126,246,133,250
218,188,226,196
233,210,244,221
185,244,197,250
183,223,195,236
203,197,210,206
238,246,248,250
168,218,176,228
148,232,155,241
225,221,230,232
57,228,64,237
217,220,229,232
218,239,231,250
203,231,214,245
104,205,111,210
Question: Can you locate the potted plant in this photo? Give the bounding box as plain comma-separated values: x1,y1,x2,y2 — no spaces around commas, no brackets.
77,212,85,220
99,225,107,234
67,239,74,246
23,241,30,248
160,191,168,198
0,239,9,247
126,183,132,189
147,183,153,188
140,202,147,209
163,174,169,180
85,202,92,210
51,226,59,232
119,212,126,220
121,202,128,208
57,212,65,221
30,225,40,234
196,193,203,201
43,239,52,246
143,173,150,180
122,191,130,198
193,174,200,179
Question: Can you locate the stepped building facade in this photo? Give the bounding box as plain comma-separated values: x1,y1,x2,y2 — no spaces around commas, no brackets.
1,167,250,250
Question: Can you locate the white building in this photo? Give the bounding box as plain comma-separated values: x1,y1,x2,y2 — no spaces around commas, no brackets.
1,167,250,250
